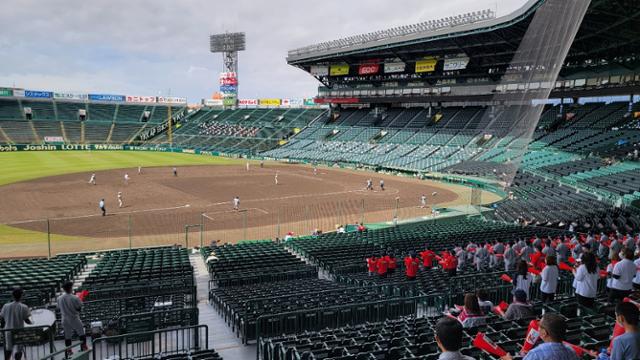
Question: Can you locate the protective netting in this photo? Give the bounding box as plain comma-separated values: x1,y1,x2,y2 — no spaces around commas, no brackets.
458,0,591,186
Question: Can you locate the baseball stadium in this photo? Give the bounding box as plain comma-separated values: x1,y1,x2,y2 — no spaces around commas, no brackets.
1,0,640,359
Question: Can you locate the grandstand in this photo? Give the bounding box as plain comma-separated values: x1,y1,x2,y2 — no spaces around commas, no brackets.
0,97,186,145
2,0,640,360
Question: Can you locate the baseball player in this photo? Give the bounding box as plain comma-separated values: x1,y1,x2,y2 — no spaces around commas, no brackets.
380,179,385,191
88,173,96,185
313,166,318,176
233,196,240,211
366,179,373,191
246,162,250,171
420,195,427,208
275,172,279,185
260,161,264,168
99,199,106,216
138,166,142,175
117,192,123,208
173,167,177,177
124,173,130,185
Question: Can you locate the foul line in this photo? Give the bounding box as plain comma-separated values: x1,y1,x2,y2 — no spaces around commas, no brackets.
7,204,192,224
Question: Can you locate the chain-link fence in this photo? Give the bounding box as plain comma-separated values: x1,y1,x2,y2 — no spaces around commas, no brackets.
0,189,486,258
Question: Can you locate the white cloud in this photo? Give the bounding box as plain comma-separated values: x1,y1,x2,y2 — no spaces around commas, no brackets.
0,0,527,102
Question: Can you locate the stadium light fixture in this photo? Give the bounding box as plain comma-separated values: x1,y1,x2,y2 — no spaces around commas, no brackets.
210,32,246,73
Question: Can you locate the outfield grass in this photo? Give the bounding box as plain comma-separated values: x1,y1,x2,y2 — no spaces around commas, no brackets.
0,151,242,186
0,151,244,256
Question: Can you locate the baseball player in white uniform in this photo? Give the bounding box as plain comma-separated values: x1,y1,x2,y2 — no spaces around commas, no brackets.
124,173,130,185
420,195,427,208
88,173,96,185
233,196,240,210
275,172,279,185
118,192,123,208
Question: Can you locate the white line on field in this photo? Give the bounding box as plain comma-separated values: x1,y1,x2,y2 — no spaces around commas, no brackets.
7,204,192,224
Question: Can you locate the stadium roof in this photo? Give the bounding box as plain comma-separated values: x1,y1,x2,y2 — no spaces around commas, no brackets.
288,0,640,87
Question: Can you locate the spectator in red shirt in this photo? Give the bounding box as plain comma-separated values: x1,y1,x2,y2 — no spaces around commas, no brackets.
366,255,378,276
377,254,389,277
420,249,435,268
440,250,458,277
357,223,366,232
404,251,420,280
386,252,397,273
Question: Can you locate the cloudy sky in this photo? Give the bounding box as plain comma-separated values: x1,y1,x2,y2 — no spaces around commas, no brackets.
0,0,526,102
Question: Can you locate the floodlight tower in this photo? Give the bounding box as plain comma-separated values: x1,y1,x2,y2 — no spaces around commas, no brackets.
210,32,246,99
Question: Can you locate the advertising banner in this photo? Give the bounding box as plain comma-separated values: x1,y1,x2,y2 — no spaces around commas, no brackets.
329,64,350,76
303,98,316,106
25,90,53,99
223,97,237,107
89,94,125,102
13,89,25,97
44,136,65,143
281,99,291,107
310,65,329,77
0,88,12,97
289,99,303,106
138,111,186,141
204,99,224,106
54,92,87,100
443,56,470,71
384,62,406,74
314,97,359,104
126,95,156,103
219,72,238,86
259,99,281,107
415,58,438,73
238,99,258,106
219,85,237,93
157,96,187,104
358,63,380,76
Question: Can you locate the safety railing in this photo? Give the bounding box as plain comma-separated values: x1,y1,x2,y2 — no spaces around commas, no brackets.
91,325,208,360
39,342,89,360
255,293,447,358
118,308,200,334
208,267,317,289
1,325,56,360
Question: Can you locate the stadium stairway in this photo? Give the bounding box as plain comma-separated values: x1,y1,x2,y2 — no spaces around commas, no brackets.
190,252,254,360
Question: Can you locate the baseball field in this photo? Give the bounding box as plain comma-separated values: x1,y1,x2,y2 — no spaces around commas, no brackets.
0,151,502,258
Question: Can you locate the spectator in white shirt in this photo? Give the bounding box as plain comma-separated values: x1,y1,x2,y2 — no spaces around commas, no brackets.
513,260,533,300
609,248,637,303
572,252,599,308
633,254,640,290
540,255,559,303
